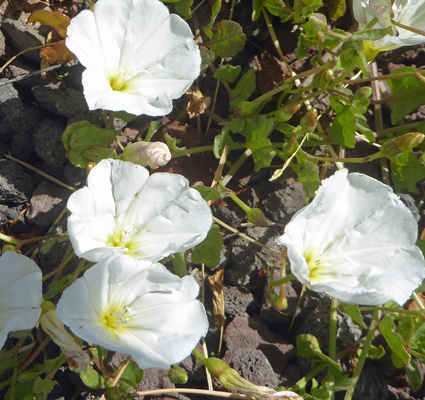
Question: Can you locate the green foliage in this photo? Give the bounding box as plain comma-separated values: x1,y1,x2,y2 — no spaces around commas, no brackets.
323,0,346,20
229,69,257,110
205,20,246,58
145,120,161,142
63,121,118,168
164,132,189,157
296,334,342,375
390,151,425,193
80,366,106,389
386,68,425,124
115,360,144,392
252,0,293,22
192,224,223,268
214,64,242,83
379,315,410,367
340,303,367,329
329,105,356,148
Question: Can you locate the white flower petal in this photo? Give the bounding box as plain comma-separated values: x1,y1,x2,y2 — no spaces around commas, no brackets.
67,159,212,263
56,255,208,369
66,0,201,115
278,169,425,305
352,0,425,51
0,252,42,348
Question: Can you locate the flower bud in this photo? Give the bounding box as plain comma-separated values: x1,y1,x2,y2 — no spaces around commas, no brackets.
309,13,327,31
202,356,302,400
275,103,301,122
355,86,373,99
247,208,270,227
121,141,171,169
300,108,318,132
40,302,90,373
380,133,425,159
313,69,334,88
168,364,188,384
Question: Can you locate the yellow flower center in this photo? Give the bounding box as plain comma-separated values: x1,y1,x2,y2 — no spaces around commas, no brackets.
303,248,329,285
107,70,135,93
105,225,139,256
99,304,130,334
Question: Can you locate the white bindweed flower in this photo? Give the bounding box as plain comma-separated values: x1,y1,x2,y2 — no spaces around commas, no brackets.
56,255,209,369
277,169,425,305
121,141,171,169
65,0,201,116
0,252,42,348
353,0,425,56
67,159,212,262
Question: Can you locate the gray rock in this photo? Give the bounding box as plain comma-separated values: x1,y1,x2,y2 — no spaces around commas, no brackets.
222,348,279,388
2,18,45,62
0,78,25,142
224,285,259,316
226,225,282,286
224,314,295,374
32,118,67,167
0,203,26,230
0,159,34,204
27,180,69,227
292,293,363,356
353,364,389,400
263,179,306,224
31,82,89,118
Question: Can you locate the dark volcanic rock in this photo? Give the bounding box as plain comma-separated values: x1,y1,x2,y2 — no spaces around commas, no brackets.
224,313,295,374
0,159,34,204
224,285,259,316
32,118,67,167
222,348,279,388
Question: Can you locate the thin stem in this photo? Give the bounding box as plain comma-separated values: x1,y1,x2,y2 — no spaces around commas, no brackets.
213,216,282,255
329,297,338,362
343,309,379,400
412,292,425,310
111,356,132,387
18,336,50,375
133,388,253,399
222,149,252,186
0,233,19,245
4,154,76,192
262,8,285,61
392,19,425,38
341,71,418,84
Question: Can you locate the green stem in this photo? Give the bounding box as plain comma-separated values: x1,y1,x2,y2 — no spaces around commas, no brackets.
304,151,381,164
269,272,296,287
341,71,417,85
192,348,208,364
344,309,379,400
392,19,425,38
0,233,19,246
222,149,252,186
329,298,338,362
262,7,285,61
290,364,327,392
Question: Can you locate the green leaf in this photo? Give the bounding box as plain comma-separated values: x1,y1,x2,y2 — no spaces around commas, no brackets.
191,224,223,268
340,303,367,329
261,0,293,22
296,334,343,375
171,253,187,278
368,0,394,30
410,319,425,360
164,132,189,157
405,359,424,392
386,67,425,124
80,366,106,389
229,69,256,110
323,0,346,20
145,120,161,142
214,64,242,82
390,151,425,193
329,105,356,148
62,121,118,168
193,186,223,201
33,376,57,396
396,315,414,341
351,26,392,41
337,40,369,74
116,360,144,391
204,0,222,37
297,157,320,197
379,315,410,366
213,129,236,158
205,20,246,58
240,115,276,171
367,344,385,359
5,382,34,400
174,0,192,19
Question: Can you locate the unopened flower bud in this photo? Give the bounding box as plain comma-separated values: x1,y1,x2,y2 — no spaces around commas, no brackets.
313,69,334,88
380,133,425,159
309,13,327,31
273,296,288,311
275,103,301,122
40,302,90,373
121,141,171,169
168,364,188,384
265,287,279,304
301,108,318,132
202,356,302,400
355,86,373,99
247,208,270,227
